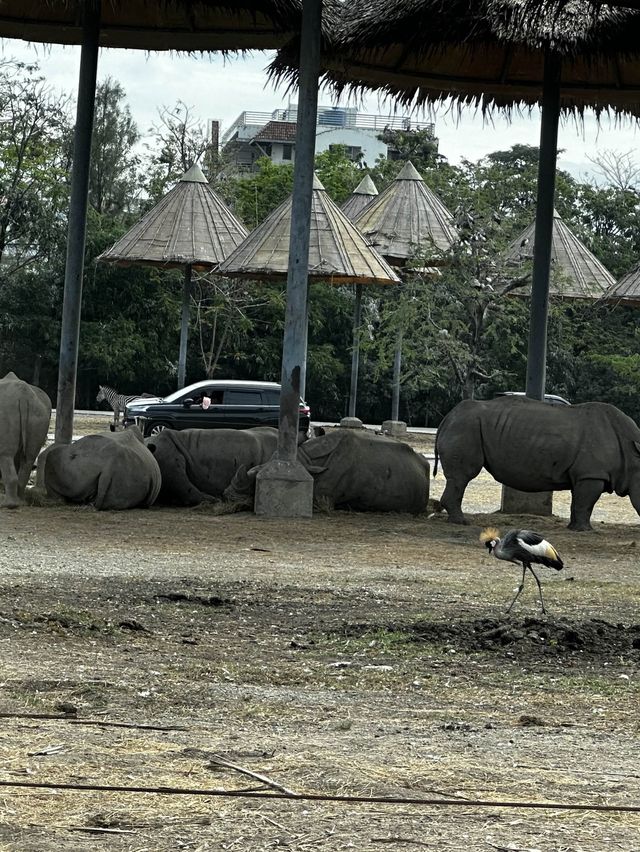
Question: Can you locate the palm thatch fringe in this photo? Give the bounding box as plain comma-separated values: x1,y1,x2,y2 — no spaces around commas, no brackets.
270,0,640,118
0,0,306,51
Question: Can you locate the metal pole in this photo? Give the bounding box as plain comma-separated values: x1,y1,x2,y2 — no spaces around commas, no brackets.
348,284,363,417
391,328,402,421
276,0,322,462
525,50,561,401
54,0,101,444
177,264,191,389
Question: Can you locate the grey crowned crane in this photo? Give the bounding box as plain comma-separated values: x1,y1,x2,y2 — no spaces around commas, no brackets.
480,527,564,615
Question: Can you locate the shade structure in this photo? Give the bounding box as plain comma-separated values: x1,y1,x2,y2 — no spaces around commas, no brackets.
602,262,640,306
98,164,248,270
504,210,615,299
219,171,399,422
218,173,400,285
0,0,302,50
271,0,640,118
98,163,249,389
340,173,379,221
353,161,458,264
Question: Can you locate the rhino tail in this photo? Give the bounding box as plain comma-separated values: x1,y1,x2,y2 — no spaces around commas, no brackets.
433,440,439,477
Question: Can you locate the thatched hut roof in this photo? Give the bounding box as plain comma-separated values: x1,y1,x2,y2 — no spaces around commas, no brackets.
217,173,400,284
503,209,615,299
340,174,379,221
601,262,640,306
352,161,457,264
0,0,303,50
270,0,640,116
97,164,248,271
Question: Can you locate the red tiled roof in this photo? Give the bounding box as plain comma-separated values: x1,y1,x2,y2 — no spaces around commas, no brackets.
252,120,297,143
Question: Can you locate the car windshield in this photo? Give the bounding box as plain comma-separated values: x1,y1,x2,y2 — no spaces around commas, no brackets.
162,384,212,403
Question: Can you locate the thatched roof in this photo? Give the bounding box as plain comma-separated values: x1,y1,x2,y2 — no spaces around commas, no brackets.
504,209,615,299
217,173,400,284
0,0,302,50
97,164,248,270
352,161,458,264
601,261,640,306
270,0,640,116
340,174,379,221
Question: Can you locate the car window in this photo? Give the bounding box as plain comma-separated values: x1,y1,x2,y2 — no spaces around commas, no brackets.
223,390,263,405
264,390,280,405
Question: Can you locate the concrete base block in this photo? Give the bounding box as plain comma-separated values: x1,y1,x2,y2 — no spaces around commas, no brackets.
254,458,314,518
340,416,363,429
381,419,408,437
501,485,553,517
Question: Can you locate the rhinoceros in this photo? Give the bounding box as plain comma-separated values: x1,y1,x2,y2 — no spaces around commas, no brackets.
147,426,279,505
35,427,161,510
0,372,51,508
435,395,640,530
226,428,430,513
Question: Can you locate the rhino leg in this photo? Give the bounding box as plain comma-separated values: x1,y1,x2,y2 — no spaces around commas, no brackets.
568,479,604,531
439,477,472,525
0,455,21,508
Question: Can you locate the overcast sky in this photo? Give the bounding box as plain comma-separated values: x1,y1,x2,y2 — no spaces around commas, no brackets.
4,40,640,183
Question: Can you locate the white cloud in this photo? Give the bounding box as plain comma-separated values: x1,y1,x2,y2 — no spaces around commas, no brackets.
3,39,640,182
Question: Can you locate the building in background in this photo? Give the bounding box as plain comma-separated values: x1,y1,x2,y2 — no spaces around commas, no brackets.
220,104,437,171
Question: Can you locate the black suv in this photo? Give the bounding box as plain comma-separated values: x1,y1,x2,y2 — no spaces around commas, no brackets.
124,380,311,437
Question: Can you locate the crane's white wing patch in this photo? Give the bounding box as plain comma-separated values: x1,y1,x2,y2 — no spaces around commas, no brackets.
516,535,556,559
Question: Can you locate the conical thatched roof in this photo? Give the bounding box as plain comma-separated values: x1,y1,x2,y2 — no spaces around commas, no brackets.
270,0,640,117
98,164,248,270
504,210,615,299
352,161,457,264
601,262,640,306
217,173,400,285
340,174,379,221
0,0,303,50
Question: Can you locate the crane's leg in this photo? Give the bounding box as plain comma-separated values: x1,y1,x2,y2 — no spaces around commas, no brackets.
506,565,527,614
528,565,547,614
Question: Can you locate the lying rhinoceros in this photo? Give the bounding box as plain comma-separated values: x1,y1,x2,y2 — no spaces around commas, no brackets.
226,428,430,513
35,427,160,510
0,372,51,508
435,395,640,530
147,426,279,505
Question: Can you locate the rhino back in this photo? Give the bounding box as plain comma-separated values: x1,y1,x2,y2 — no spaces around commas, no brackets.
307,430,429,513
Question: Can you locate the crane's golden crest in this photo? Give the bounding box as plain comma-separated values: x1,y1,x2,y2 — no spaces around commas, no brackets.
479,527,500,543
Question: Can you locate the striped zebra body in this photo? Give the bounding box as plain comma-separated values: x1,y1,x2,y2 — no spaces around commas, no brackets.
96,385,142,425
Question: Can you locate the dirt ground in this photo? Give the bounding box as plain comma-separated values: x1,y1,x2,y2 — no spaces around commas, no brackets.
1,417,639,851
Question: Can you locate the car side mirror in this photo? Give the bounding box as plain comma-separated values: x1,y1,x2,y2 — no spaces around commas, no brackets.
183,398,194,407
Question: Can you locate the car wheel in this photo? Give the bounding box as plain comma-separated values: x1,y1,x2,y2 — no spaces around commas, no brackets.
145,421,170,437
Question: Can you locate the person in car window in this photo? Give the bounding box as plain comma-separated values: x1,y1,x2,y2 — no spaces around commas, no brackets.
201,393,212,410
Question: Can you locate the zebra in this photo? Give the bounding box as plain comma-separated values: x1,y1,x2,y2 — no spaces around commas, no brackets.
96,385,146,426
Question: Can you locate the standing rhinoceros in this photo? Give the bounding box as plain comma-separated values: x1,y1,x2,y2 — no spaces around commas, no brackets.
435,395,640,530
35,427,161,510
147,426,279,505
0,372,51,508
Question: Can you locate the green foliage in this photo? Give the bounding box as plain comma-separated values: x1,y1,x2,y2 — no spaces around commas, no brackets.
223,157,294,230
377,126,440,171
89,78,140,215
314,146,363,204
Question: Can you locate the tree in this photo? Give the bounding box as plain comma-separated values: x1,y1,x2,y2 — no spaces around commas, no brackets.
314,146,363,204
145,101,216,200
0,59,71,271
224,157,294,230
89,77,140,215
378,126,441,171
